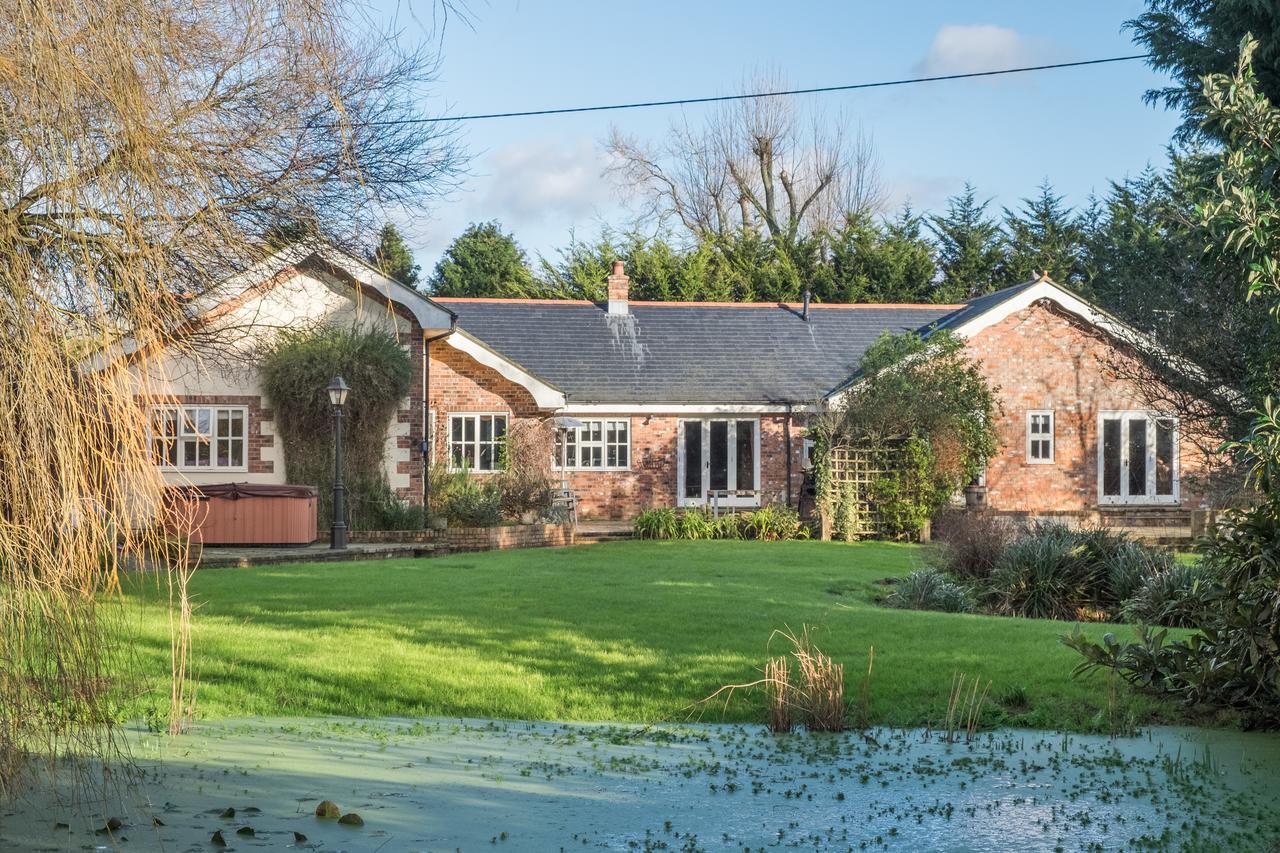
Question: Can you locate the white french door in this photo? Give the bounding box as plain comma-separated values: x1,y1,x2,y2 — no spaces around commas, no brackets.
1097,412,1179,505
677,418,761,508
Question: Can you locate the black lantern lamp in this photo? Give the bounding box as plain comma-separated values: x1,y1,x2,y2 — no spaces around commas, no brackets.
327,376,350,549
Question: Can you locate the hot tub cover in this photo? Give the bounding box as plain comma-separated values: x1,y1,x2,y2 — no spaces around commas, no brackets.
166,482,318,500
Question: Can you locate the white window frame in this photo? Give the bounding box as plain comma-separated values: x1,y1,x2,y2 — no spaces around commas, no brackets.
448,412,509,473
1026,410,1055,464
150,405,249,472
1096,411,1180,506
556,418,631,471
676,417,762,509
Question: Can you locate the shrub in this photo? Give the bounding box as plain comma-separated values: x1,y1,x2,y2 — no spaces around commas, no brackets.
440,476,502,527
985,522,1098,620
633,508,678,540
984,522,1178,621
633,506,810,541
932,509,1014,581
1074,527,1175,610
1121,561,1216,628
674,508,715,540
259,325,413,531
884,569,972,613
495,420,556,521
741,504,811,541
365,494,425,531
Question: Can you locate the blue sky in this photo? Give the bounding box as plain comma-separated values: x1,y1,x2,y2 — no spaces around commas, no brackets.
374,1,1180,272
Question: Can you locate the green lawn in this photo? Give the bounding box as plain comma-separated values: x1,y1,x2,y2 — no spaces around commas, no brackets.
121,541,1189,731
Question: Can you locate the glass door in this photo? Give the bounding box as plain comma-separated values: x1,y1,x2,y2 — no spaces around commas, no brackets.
1098,412,1178,505
677,418,759,508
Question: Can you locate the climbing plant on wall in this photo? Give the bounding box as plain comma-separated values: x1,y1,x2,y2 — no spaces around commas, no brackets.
259,325,415,530
815,330,999,539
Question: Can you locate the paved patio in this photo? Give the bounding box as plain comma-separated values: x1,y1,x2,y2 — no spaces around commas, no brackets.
193,541,439,569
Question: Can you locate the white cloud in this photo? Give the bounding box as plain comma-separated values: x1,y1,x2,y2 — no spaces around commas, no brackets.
916,25,1038,77
415,136,626,265
479,137,617,222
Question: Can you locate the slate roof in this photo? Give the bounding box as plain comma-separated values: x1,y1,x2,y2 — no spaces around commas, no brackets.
437,298,967,404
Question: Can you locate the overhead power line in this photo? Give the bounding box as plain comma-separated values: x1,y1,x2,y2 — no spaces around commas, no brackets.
354,53,1152,127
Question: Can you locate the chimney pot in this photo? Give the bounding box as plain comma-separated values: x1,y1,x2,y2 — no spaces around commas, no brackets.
606,259,630,315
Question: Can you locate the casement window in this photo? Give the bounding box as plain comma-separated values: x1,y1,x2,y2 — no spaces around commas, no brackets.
151,405,247,470
556,418,630,470
1026,410,1054,464
449,413,508,472
1098,412,1179,505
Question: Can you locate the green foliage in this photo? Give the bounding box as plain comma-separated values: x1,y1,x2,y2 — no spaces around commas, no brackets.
632,507,679,540
1121,561,1215,628
869,437,947,539
981,523,1177,622
1064,42,1280,726
1128,2,1280,142
1200,38,1280,317
370,223,420,287
824,208,936,303
928,183,1006,301
884,569,973,613
429,220,537,297
821,330,1000,538
259,325,414,531
1067,402,1280,727
985,523,1103,621
1000,181,1086,286
632,506,810,541
438,475,503,527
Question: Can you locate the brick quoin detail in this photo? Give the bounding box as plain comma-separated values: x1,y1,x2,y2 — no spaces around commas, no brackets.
137,394,276,475
966,300,1215,514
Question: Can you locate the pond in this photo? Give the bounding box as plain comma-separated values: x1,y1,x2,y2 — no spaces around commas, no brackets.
4,718,1278,852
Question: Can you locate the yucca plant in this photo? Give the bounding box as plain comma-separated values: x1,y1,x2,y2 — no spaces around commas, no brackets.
884,569,973,613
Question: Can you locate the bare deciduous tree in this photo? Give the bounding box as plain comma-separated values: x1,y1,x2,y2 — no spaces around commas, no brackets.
0,0,463,794
608,70,885,243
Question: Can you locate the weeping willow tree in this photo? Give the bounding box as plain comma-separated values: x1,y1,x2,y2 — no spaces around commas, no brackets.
0,0,462,794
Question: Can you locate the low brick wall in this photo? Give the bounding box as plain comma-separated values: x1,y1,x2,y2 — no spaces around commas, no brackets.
352,523,575,552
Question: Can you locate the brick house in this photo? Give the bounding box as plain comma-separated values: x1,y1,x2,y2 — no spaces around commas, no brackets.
114,245,1220,529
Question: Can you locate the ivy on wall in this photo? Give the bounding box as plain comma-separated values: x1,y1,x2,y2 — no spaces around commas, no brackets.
259,325,415,530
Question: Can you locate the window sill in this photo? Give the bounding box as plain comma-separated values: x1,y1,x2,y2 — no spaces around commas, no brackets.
160,467,250,474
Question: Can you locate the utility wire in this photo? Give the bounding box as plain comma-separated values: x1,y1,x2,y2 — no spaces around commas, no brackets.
351,53,1152,127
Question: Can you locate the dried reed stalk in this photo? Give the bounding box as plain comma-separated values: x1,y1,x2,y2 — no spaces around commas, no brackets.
790,627,846,732
943,672,992,744
764,656,793,733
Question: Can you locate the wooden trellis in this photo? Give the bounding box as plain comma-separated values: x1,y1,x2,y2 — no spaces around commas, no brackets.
823,441,910,540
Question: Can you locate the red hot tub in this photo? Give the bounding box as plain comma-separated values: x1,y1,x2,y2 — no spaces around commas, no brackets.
164,483,318,546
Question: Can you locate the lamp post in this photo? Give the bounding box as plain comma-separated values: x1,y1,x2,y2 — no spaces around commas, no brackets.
327,376,350,550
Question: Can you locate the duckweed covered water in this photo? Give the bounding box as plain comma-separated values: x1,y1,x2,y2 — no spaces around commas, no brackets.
3,718,1278,852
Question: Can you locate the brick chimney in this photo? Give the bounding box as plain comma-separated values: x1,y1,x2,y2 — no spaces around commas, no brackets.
606,259,630,315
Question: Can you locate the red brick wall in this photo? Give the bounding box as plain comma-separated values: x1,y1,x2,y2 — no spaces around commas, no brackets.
425,341,806,519
424,300,1217,521
137,394,275,474
965,300,1216,513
